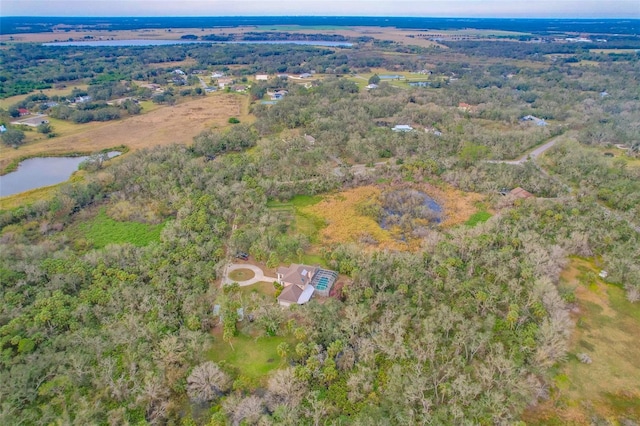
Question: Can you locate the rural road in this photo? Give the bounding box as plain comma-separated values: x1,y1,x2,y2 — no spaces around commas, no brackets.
222,263,277,287
486,133,640,234
487,134,563,165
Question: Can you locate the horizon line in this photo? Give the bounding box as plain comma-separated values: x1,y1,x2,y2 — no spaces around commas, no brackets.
2,15,639,20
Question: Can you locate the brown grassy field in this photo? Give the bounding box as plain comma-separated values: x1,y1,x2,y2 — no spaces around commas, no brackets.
523,258,640,424
0,93,248,174
0,28,200,43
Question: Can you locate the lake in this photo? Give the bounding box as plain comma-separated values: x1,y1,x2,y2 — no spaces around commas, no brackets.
0,152,120,197
43,39,353,47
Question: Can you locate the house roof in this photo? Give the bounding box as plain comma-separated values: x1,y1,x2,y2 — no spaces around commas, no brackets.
509,187,534,199
392,125,413,132
277,263,318,288
278,284,304,304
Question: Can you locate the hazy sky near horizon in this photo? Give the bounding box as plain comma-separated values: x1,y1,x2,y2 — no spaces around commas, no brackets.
2,0,639,18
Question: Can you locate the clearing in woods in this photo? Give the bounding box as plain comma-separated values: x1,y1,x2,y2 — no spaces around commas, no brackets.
523,258,640,425
0,93,248,174
300,184,484,251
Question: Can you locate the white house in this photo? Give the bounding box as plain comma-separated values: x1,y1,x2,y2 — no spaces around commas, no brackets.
255,74,269,81
392,125,414,132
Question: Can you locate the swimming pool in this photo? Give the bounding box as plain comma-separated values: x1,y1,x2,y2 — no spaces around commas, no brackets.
316,277,329,291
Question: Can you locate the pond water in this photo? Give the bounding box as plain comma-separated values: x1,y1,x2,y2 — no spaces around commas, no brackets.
379,190,442,230
0,152,120,197
44,39,353,47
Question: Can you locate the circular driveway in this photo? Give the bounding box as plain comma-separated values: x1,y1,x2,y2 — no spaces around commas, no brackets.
223,263,277,286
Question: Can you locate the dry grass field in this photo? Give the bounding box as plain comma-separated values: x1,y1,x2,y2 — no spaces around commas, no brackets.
0,93,247,173
0,28,196,43
523,258,640,425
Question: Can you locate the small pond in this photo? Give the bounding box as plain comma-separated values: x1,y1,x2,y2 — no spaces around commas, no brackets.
0,152,120,197
379,189,442,231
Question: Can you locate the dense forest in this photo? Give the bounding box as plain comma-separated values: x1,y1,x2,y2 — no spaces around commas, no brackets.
1,26,639,425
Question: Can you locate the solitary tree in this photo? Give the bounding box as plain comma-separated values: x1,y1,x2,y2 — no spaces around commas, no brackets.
368,74,381,85
1,129,25,147
37,122,52,134
186,361,231,403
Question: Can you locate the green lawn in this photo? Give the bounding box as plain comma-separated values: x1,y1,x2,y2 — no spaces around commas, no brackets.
229,268,256,282
267,194,325,242
267,194,322,209
207,332,294,382
238,281,277,299
465,211,492,226
77,208,165,248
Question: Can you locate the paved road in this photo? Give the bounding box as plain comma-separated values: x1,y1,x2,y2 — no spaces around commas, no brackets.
487,135,563,165
222,263,277,287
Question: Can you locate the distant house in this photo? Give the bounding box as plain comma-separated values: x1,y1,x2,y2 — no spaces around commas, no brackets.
217,77,234,89
173,69,186,75
0,125,6,133
521,115,547,126
392,125,414,132
17,108,30,116
366,83,379,90
268,89,288,100
232,84,248,92
74,96,92,104
211,72,225,78
255,74,269,81
458,102,477,113
276,74,289,79
299,73,313,79
425,127,442,136
509,187,534,199
276,264,338,306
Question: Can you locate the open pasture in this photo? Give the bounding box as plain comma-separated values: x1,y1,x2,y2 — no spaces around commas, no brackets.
1,93,246,174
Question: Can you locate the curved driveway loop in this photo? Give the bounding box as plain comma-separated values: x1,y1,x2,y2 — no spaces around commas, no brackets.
222,263,277,286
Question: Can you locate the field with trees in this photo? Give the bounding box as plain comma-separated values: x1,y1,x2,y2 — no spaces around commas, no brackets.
1,19,639,425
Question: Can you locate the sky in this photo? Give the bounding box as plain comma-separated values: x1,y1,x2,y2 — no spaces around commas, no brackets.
2,0,639,19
